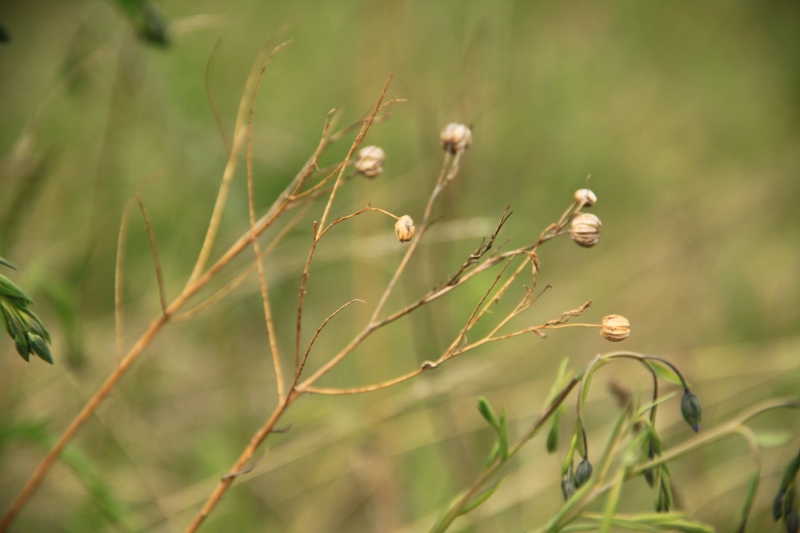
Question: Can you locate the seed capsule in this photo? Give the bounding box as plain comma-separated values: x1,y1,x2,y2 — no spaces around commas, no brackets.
680,390,702,432
440,123,472,154
354,146,385,178
570,213,601,247
600,315,630,342
394,215,415,243
574,188,597,207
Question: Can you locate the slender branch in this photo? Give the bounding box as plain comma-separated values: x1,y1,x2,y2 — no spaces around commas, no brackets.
294,299,365,383
245,46,288,401
115,199,134,364
187,40,291,285
205,38,229,154
136,195,168,316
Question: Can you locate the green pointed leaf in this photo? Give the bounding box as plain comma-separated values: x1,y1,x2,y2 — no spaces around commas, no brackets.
546,412,560,454
458,480,503,515
498,409,509,460
0,275,33,305
737,469,760,532
754,431,793,449
650,360,685,387
637,391,678,418
477,397,499,430
0,257,16,270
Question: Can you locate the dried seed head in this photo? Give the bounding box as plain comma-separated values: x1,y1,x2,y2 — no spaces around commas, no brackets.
600,314,630,342
680,390,702,432
574,188,597,207
354,146,385,178
570,213,602,247
394,215,415,243
440,123,472,154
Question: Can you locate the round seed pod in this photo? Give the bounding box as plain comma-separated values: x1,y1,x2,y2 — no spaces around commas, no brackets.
354,146,385,178
570,213,602,247
394,215,415,243
600,314,630,342
440,123,472,154
574,188,597,207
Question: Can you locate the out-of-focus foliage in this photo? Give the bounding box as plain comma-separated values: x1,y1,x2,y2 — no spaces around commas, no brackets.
0,1,798,531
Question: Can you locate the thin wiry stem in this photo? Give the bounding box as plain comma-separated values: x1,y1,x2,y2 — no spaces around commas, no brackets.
114,199,133,365
205,38,229,154
136,195,168,316
187,39,290,286
294,77,395,373
172,203,310,324
246,43,292,401
0,52,374,532
294,299,365,384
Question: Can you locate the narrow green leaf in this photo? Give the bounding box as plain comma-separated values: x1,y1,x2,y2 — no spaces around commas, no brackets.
754,431,793,449
737,469,760,532
458,480,503,515
546,412,560,454
636,392,678,418
477,397,499,430
498,409,509,460
650,361,685,387
0,257,16,270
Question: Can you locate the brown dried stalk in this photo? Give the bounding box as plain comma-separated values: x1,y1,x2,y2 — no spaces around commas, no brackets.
0,44,392,532
181,120,599,532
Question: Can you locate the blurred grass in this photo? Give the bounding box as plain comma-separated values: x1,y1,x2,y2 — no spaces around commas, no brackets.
1,0,799,531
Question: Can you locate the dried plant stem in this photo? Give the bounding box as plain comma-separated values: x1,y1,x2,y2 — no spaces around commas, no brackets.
0,71,389,533
136,195,168,315
114,200,133,364
187,41,290,286
182,395,296,533
246,42,290,400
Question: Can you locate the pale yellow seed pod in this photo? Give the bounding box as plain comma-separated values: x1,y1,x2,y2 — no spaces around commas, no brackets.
574,188,597,207
600,315,630,342
440,123,472,154
355,146,385,178
570,213,602,247
394,215,415,243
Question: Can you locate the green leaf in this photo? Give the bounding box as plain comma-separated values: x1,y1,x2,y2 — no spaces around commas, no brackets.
637,392,678,418
650,361,685,387
546,412,560,454
754,431,793,449
737,469,760,532
0,274,33,305
0,257,16,270
458,480,503,515
498,409,509,460
477,397,499,430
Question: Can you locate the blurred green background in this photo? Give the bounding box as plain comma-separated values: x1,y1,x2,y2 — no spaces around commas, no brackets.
1,0,799,531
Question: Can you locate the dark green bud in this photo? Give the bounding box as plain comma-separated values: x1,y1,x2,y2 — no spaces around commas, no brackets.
575,457,593,488
644,468,656,488
775,489,786,521
28,333,53,364
561,471,577,501
14,335,30,362
786,509,799,533
781,454,800,492
680,390,702,432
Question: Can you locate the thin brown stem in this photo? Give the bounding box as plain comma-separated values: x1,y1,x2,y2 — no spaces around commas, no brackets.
136,195,168,316
114,199,133,365
246,47,287,401
294,299,365,383
205,38,229,154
